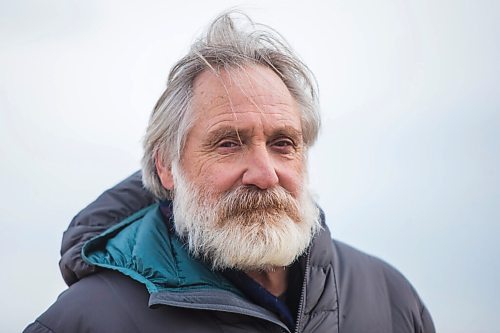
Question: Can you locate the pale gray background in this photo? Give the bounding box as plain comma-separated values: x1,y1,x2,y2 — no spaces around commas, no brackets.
1,0,499,332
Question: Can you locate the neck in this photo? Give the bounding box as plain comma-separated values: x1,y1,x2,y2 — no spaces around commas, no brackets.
245,266,289,297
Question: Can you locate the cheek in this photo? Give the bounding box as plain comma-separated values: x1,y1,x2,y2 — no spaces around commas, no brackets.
276,160,307,198
279,170,304,197
197,165,245,194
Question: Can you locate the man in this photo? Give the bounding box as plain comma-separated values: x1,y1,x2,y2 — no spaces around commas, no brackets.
25,12,435,333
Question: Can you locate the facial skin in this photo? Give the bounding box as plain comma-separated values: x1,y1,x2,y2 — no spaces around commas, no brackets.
156,65,318,296
157,65,306,200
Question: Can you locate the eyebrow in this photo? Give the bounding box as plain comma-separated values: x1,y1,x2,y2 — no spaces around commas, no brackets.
270,126,303,143
205,126,248,146
205,125,303,146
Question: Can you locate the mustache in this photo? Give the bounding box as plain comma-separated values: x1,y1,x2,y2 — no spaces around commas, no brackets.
216,185,301,223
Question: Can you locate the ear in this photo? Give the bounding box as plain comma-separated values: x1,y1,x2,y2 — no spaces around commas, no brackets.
155,156,174,190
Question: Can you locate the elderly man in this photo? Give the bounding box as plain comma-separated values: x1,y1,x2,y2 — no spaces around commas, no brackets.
25,12,434,333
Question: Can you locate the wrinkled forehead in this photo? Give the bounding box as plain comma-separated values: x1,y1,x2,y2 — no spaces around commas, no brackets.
191,65,296,113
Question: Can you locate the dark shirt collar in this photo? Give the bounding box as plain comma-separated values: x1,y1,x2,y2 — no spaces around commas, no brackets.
222,269,296,330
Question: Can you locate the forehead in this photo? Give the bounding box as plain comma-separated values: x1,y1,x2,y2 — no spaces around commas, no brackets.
190,65,301,132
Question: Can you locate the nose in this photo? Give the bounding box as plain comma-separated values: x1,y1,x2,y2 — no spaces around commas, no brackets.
241,146,279,190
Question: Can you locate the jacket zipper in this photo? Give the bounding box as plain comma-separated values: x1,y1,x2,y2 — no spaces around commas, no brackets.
293,246,312,333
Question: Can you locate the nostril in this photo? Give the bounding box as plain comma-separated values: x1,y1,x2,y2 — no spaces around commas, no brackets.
242,167,279,190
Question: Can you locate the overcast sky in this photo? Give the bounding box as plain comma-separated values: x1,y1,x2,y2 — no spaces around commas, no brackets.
1,1,499,332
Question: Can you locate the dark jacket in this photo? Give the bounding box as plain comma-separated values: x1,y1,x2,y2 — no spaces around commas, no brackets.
25,172,435,333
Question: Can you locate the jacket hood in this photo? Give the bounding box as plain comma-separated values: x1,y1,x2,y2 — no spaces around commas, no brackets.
59,171,156,286
81,203,243,296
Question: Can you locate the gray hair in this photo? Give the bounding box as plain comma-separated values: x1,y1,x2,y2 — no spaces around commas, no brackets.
142,11,321,200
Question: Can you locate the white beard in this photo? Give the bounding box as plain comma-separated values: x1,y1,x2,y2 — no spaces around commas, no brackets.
171,164,321,271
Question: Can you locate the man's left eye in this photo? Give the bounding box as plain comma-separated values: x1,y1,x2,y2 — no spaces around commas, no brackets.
272,139,295,150
274,140,292,146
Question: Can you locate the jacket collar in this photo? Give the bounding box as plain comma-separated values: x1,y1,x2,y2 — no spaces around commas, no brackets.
82,204,243,296
297,214,339,332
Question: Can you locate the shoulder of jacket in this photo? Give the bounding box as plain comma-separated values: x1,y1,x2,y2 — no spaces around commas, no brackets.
30,271,149,333
332,239,409,280
331,239,426,309
23,320,55,333
331,239,435,332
